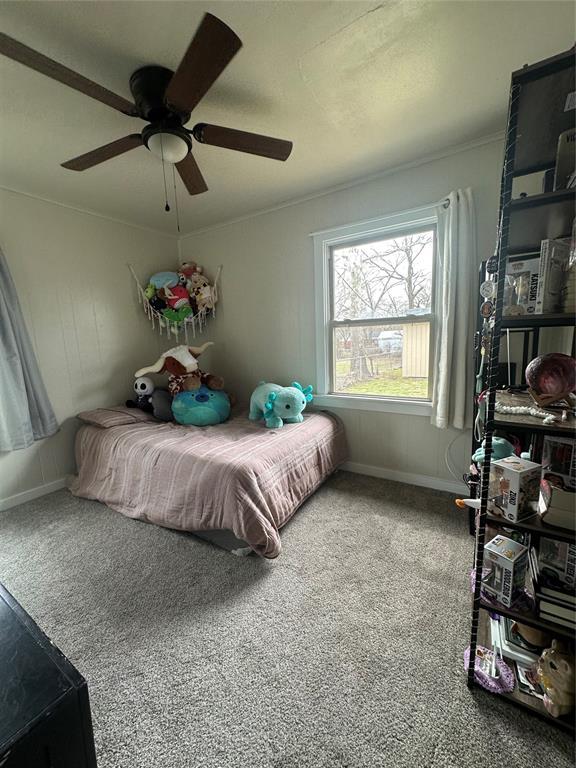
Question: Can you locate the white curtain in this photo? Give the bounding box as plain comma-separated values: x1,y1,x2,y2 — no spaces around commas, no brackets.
431,188,476,430
0,248,58,450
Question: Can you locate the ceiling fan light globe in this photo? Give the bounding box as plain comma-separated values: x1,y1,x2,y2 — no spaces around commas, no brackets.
146,132,189,163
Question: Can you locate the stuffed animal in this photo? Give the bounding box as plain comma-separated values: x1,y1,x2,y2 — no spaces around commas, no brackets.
126,376,174,420
149,271,179,289
150,390,173,422
536,640,575,718
249,381,313,429
126,376,155,412
135,343,223,396
179,261,203,278
160,283,192,311
162,305,193,323
172,384,231,426
472,436,515,464
187,272,215,312
149,294,167,312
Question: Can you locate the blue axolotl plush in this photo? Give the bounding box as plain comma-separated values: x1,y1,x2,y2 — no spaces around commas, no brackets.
249,381,313,429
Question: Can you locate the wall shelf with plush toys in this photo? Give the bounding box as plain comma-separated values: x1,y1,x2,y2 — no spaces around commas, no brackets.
128,261,221,341
464,46,576,733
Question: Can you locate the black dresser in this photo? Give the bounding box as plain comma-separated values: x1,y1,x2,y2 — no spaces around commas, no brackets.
0,583,97,767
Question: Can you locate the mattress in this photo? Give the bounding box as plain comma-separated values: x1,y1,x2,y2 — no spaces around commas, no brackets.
69,409,347,558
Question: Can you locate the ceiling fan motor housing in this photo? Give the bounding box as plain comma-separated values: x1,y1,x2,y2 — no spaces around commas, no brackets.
129,65,191,123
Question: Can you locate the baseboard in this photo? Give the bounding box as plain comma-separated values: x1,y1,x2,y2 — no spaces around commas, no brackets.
342,461,466,495
0,478,67,512
0,466,465,511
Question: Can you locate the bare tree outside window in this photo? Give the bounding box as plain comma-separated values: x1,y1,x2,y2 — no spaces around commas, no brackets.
331,229,435,398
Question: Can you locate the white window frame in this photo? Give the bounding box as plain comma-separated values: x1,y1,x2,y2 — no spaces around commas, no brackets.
312,205,438,416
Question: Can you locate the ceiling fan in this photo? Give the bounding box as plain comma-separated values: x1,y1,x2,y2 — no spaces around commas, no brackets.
0,13,293,195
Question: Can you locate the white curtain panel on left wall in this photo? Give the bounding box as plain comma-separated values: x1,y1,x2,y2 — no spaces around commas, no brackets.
431,188,476,430
0,248,59,451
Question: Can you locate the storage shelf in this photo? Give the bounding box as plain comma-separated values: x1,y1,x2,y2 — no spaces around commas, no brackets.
475,612,574,733
507,188,575,255
510,188,575,210
501,313,576,329
512,46,575,176
479,599,574,640
486,511,576,544
468,46,576,735
491,391,576,436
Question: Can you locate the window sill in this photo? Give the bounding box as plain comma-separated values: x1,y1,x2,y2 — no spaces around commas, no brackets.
312,393,432,416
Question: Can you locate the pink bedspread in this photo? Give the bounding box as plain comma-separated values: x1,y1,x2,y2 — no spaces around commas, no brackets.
69,410,347,558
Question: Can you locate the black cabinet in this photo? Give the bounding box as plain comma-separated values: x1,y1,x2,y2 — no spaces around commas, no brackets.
0,583,97,767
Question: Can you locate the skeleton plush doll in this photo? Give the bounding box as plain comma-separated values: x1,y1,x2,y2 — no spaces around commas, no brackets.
126,376,155,412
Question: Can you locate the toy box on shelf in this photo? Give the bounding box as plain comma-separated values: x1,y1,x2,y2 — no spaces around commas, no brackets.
490,456,541,522
535,237,572,315
503,257,540,316
481,535,529,608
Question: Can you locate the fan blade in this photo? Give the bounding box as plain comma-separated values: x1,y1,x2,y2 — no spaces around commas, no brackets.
0,33,137,116
176,153,208,195
61,135,143,171
192,123,293,161
164,14,242,114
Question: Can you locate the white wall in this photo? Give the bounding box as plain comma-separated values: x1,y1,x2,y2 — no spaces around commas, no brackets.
0,137,504,507
0,190,178,508
180,137,505,492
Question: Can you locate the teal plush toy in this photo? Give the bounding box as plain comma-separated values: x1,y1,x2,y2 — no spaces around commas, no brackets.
249,381,313,429
172,385,231,426
472,436,515,464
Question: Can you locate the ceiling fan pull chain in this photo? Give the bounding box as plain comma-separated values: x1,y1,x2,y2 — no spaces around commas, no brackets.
160,133,170,212
171,164,181,233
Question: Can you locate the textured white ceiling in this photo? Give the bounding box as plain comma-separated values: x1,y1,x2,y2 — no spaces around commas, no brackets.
0,1,574,235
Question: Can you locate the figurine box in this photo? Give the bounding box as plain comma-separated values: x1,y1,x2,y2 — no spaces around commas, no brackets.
491,456,541,522
482,535,529,608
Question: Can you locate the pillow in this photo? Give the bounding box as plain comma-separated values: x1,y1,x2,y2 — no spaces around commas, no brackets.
77,406,157,428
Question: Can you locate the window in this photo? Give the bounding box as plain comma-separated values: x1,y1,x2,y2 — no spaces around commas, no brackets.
313,206,437,415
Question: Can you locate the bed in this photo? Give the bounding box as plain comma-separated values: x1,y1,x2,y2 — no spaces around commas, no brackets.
68,407,347,558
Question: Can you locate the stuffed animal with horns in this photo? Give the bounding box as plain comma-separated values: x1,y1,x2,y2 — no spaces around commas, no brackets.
135,343,224,396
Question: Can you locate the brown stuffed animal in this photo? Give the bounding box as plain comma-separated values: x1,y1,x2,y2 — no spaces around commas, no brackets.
536,640,575,718
135,343,223,396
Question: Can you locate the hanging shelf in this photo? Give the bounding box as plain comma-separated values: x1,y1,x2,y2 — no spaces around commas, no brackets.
128,263,222,343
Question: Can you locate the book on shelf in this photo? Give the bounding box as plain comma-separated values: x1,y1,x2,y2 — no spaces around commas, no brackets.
537,596,576,624
535,237,571,314
538,611,575,629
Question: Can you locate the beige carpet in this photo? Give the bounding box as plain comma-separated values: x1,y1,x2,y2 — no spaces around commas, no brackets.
0,472,573,767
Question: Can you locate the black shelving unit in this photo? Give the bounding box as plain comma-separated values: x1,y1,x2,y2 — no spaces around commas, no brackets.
466,45,576,733
485,511,576,546
508,188,575,254
501,313,576,329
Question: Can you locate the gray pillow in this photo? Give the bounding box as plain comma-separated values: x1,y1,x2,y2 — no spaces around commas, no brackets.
77,406,157,428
